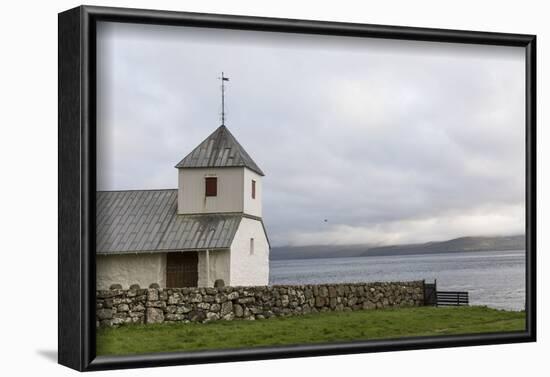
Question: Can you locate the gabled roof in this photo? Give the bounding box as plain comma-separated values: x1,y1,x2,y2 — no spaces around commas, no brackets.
96,190,242,255
175,125,265,176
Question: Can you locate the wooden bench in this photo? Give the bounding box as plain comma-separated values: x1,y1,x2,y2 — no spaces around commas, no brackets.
436,291,469,306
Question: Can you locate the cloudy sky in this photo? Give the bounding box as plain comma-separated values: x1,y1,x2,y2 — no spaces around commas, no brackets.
97,22,525,247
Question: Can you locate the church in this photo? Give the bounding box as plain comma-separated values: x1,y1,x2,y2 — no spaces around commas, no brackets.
96,125,270,289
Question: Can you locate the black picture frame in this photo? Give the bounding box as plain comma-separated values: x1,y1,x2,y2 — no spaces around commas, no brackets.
58,5,536,372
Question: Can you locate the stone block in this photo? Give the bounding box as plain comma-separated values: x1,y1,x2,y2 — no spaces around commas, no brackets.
168,293,182,305
165,314,184,321
203,295,215,303
233,304,244,317
222,313,235,321
117,304,129,312
210,303,221,312
97,308,113,320
227,291,239,300
205,312,220,322
237,297,255,304
220,301,233,316
189,293,203,303
146,308,164,324
147,289,159,301
197,302,211,310
178,304,193,314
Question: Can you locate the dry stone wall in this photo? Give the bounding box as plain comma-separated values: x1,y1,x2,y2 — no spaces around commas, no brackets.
96,281,425,327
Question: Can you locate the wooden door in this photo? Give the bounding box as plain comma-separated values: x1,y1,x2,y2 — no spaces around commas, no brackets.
166,252,198,288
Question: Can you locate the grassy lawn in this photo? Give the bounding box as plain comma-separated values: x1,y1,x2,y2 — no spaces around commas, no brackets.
96,306,525,356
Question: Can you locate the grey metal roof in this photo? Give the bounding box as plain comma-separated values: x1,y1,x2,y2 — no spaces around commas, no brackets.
96,190,242,255
175,125,265,176
157,213,242,251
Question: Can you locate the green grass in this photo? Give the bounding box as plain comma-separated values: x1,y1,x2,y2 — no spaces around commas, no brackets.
96,306,525,356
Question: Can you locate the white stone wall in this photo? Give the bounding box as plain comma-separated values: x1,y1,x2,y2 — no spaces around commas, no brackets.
96,253,166,290
229,217,269,286
197,249,230,287
177,167,244,214
243,168,263,217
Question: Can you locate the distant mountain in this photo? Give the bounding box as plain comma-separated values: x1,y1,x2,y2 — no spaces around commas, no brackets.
269,235,525,260
361,235,525,257
270,244,369,260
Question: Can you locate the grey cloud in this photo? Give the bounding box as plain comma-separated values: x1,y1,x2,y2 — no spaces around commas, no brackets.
97,22,525,247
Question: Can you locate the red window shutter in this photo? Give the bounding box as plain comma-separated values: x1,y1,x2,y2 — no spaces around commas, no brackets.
252,180,256,199
205,177,217,197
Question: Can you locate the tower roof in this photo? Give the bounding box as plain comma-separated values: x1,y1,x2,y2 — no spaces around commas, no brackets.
175,125,265,176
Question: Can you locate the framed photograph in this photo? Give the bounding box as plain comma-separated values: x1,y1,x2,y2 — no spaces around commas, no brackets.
58,5,536,371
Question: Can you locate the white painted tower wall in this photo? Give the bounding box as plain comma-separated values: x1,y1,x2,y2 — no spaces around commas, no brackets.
229,217,270,286
177,167,262,217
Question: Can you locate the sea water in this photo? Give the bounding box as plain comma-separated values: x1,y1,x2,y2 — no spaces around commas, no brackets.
269,249,525,311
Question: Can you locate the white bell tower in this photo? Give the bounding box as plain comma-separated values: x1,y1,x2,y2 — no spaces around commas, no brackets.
174,125,264,217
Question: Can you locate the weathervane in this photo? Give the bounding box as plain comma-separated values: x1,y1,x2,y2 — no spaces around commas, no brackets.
219,72,230,125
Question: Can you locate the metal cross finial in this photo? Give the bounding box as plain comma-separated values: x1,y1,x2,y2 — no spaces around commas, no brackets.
219,72,230,125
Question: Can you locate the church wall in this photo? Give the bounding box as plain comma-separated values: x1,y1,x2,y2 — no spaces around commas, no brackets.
96,253,166,290
177,167,244,214
243,168,263,217
229,217,269,286
197,249,231,287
